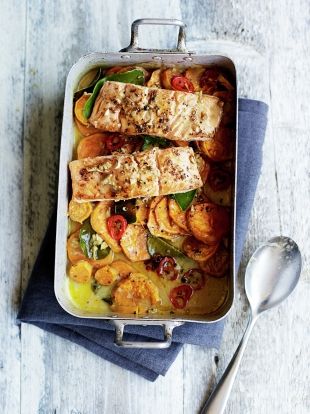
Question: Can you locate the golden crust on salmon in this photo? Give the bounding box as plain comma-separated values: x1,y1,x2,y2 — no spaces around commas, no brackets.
157,147,201,194
89,81,223,141
69,147,202,202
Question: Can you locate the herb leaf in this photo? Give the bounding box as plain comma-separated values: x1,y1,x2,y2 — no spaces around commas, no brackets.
142,135,170,151
83,69,145,119
79,220,110,260
79,220,93,258
173,189,197,211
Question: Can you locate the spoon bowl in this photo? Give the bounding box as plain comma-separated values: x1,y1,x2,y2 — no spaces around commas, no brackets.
245,236,302,315
201,236,302,414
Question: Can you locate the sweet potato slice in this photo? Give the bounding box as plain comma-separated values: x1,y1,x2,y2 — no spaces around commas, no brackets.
74,94,90,125
68,200,93,223
154,197,187,235
147,69,162,88
184,66,205,92
67,233,87,265
198,128,234,161
95,265,119,285
105,66,132,75
69,260,93,283
204,183,232,206
182,237,219,262
77,134,108,159
199,244,230,277
168,198,191,233
112,273,160,313
136,198,149,225
203,164,232,206
75,118,103,136
147,197,178,240
90,202,122,253
187,203,230,244
160,68,180,89
120,224,150,262
110,260,135,278
105,66,149,80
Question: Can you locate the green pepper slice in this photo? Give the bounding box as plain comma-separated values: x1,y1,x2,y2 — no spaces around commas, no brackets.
142,135,170,151
147,234,196,272
173,189,197,211
83,69,145,119
79,220,110,260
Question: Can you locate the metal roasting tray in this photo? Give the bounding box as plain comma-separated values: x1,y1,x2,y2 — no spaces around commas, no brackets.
55,19,238,348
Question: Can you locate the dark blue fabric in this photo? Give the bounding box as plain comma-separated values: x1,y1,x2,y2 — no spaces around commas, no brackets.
17,98,268,381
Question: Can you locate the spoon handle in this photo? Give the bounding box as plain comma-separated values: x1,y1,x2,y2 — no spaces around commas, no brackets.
200,316,257,414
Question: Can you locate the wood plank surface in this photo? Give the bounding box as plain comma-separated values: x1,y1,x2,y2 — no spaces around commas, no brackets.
0,2,26,413
0,0,309,413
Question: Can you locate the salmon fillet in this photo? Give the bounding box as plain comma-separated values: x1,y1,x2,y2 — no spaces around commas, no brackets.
69,147,202,202
89,81,223,141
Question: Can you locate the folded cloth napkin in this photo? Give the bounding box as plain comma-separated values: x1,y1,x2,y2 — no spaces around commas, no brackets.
18,98,268,382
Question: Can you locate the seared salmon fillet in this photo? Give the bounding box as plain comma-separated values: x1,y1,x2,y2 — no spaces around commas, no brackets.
89,81,223,141
69,147,202,202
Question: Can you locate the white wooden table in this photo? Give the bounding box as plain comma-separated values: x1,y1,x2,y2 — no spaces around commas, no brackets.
1,1,309,413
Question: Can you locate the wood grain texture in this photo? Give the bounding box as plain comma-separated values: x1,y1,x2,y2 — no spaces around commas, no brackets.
0,0,309,413
0,2,26,413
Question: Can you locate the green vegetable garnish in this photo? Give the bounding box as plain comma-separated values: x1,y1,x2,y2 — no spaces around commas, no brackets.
79,220,110,260
83,69,145,119
142,135,170,151
173,189,197,211
79,220,93,258
147,234,196,271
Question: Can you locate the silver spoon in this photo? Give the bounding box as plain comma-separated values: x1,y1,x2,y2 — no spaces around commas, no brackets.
201,236,302,414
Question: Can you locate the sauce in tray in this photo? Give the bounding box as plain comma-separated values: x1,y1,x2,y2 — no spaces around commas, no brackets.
66,64,236,316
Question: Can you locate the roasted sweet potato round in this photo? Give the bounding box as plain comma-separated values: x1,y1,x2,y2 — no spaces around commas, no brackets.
199,244,230,277
182,237,219,262
112,273,160,313
69,260,93,283
110,260,135,279
120,224,150,262
147,69,162,88
155,197,187,236
74,94,90,125
168,198,191,233
77,134,109,159
68,200,93,223
184,66,205,92
199,128,234,161
160,68,180,89
75,118,103,136
95,265,119,286
187,203,230,244
91,202,122,253
147,197,178,240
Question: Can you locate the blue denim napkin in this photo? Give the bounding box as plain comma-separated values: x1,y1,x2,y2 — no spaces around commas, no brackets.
18,98,268,381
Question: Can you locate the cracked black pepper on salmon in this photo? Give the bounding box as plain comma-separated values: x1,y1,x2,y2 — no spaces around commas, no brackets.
89,81,223,141
69,147,203,202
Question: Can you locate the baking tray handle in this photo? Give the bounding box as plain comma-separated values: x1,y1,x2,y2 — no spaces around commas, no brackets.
120,18,188,53
112,320,183,349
